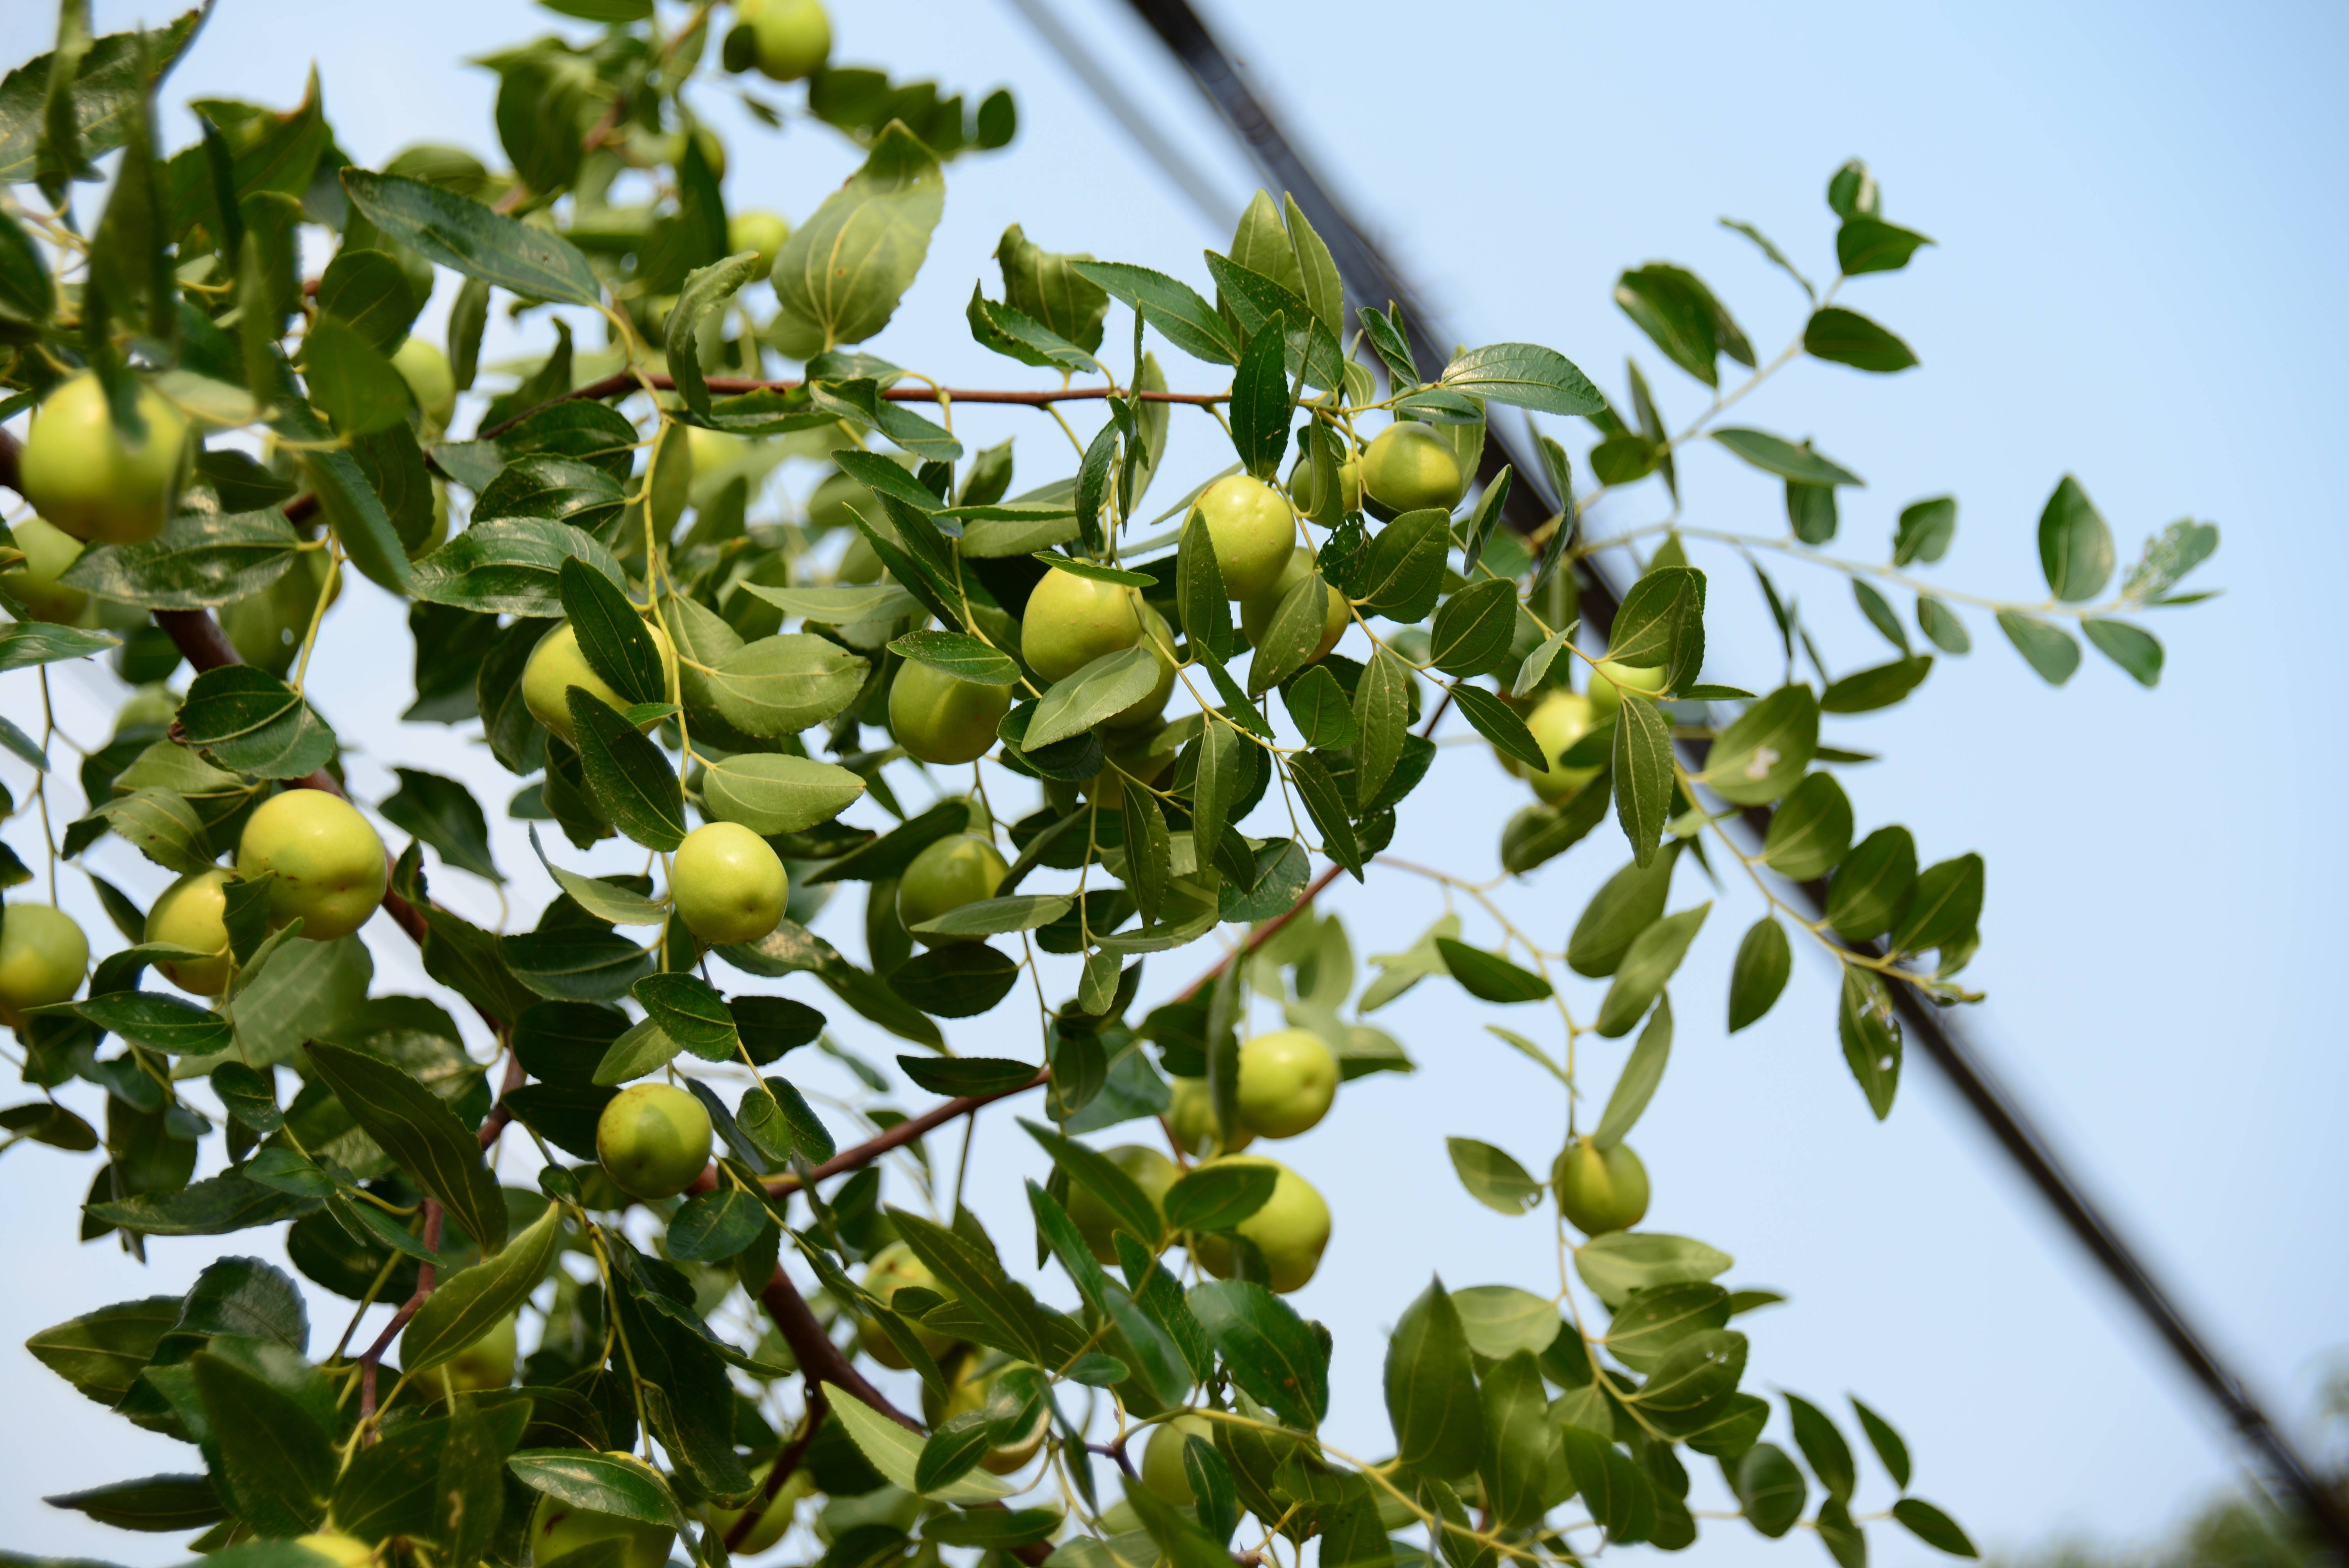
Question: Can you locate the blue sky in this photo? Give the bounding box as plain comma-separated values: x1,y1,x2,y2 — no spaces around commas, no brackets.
2,0,2345,1563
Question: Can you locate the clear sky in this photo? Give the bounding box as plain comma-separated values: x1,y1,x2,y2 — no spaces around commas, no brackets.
2,1,2345,1564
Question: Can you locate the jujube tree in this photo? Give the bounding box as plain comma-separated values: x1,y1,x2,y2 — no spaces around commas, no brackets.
0,4,2221,1568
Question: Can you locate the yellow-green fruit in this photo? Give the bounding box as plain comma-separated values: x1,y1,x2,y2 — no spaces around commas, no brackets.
857,1241,958,1367
522,620,681,746
20,372,188,545
896,833,1009,942
235,790,388,941
440,1313,518,1392
1166,1076,1252,1156
1584,659,1668,725
1191,1156,1330,1293
940,1367,1051,1474
1068,1144,1178,1263
708,1459,815,1554
1187,475,1295,600
1139,1414,1215,1504
1553,1139,1650,1236
530,1454,676,1568
391,337,456,426
1522,691,1602,805
671,821,788,945
740,0,832,81
1238,546,1347,663
729,211,791,281
687,426,749,478
1020,568,1142,683
295,1534,377,1568
3,515,91,624
1288,450,1361,519
890,660,1011,766
1360,422,1464,521
146,868,234,996
595,1083,714,1200
0,905,89,1028
1234,1028,1338,1140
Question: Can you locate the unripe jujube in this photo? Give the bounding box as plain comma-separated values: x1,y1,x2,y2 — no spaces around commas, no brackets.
671,821,788,946
18,371,188,544
235,790,388,942
1360,421,1464,521
1553,1138,1650,1235
595,1083,713,1200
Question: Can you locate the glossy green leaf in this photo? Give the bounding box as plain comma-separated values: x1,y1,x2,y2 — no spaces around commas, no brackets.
1822,654,1934,713
411,519,624,618
1733,1442,1807,1538
888,629,1021,686
1574,1231,1732,1310
1891,853,1983,956
400,1202,563,1372
1894,1498,1978,1557
174,667,336,779
1438,341,1602,414
303,1041,506,1252
344,169,599,306
1852,1397,1912,1491
1071,261,1236,366
60,510,301,609
1382,1277,1485,1478
1595,990,1676,1143
1728,918,1792,1032
567,690,684,851
1162,1161,1278,1232
1826,826,1916,941
1191,1279,1330,1430
1893,496,1956,566
1837,967,1903,1120
2082,617,2162,686
632,972,739,1061
1712,429,1861,488
1803,306,1917,373
1444,1137,1542,1216
1434,939,1551,1003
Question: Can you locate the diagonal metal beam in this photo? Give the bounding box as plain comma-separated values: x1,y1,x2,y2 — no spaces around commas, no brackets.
1106,0,2349,1549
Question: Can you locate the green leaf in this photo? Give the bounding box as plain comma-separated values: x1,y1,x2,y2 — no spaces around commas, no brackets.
175,667,337,779
1356,508,1449,622
1072,260,1237,366
2082,618,2162,686
899,1056,1038,1097
1383,1278,1486,1479
382,768,501,883
768,124,942,349
567,690,685,851
818,1381,1017,1503
1611,694,1674,866
1604,1281,1731,1374
1248,572,1331,696
1852,1397,1912,1491
1567,849,1679,978
506,1449,689,1530
559,558,667,709
1352,647,1412,806
969,283,1100,372
25,1295,181,1407
1574,1230,1733,1311
1606,565,1706,688
1434,939,1551,1003
666,253,759,416
632,973,739,1061
1728,918,1792,1033
476,454,626,532
698,753,868,838
1997,611,2082,684
1803,306,1918,373
1449,1285,1562,1360
1428,578,1518,677
1444,1137,1542,1216
0,620,119,672
888,629,1020,686
1893,496,1957,566
316,248,421,355
1448,682,1546,773
1826,826,1916,941
303,1041,506,1252
908,894,1070,939
1822,654,1934,714
1615,264,1741,387
704,633,871,739
1891,853,1983,956
1837,967,1903,1120
926,1507,1065,1549
399,1202,563,1372
1162,1161,1278,1232
1021,1119,1162,1252
0,13,205,186
2121,517,2221,603
60,510,300,609
1785,1392,1857,1502
527,828,667,926
887,1207,1047,1364
1476,1349,1550,1529
1632,1327,1747,1435
83,1172,319,1236
2036,474,2114,600
191,1350,331,1535
343,169,599,306
1701,684,1816,805
1438,342,1602,415
1893,1498,1978,1557
1028,647,1159,749
1732,1442,1807,1537
1227,310,1293,480
42,1472,223,1533
1594,992,1675,1143
1711,429,1862,487
303,315,410,435
1175,505,1234,662
1286,752,1360,880
1762,772,1852,881
411,518,625,618
1190,1279,1330,1429
1837,216,1934,274
55,991,229,1055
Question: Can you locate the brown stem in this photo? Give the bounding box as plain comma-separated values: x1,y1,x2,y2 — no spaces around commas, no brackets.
723,1380,827,1550
687,1067,1048,1201
478,373,1228,443
755,1265,918,1432
357,1199,444,1430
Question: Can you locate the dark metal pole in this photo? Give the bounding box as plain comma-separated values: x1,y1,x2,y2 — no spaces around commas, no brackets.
1114,0,2349,1549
